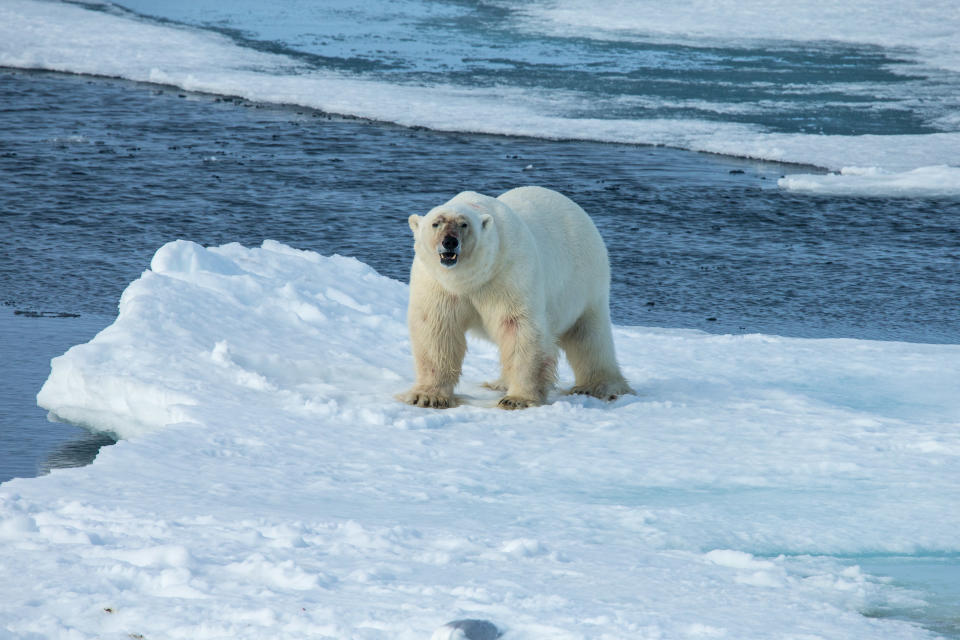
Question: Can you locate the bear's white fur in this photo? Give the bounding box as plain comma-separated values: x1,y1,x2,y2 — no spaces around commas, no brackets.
399,186,632,410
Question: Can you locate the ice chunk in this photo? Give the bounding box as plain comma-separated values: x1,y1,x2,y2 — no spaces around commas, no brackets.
778,165,960,197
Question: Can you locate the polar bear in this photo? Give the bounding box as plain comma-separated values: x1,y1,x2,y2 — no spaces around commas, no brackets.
399,186,632,410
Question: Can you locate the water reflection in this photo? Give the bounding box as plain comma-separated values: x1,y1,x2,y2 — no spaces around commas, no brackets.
39,429,117,476
0,308,113,484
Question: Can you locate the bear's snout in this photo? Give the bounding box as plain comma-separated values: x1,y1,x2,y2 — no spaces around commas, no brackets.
438,234,461,268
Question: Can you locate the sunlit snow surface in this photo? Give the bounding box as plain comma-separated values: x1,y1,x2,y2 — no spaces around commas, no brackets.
1,0,959,196
2,240,958,638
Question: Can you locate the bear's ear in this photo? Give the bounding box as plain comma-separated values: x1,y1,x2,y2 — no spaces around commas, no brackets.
408,214,421,233
480,214,492,230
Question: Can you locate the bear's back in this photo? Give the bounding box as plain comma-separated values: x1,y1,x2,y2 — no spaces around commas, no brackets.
497,186,608,275
496,186,611,333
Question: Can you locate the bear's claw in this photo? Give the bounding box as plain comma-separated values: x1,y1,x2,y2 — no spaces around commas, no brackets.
497,396,537,410
399,390,455,409
569,381,634,401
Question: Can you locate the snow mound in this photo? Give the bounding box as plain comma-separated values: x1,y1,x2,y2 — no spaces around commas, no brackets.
779,165,960,197
3,240,959,638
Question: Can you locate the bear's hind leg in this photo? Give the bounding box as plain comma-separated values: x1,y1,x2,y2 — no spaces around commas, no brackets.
561,307,633,401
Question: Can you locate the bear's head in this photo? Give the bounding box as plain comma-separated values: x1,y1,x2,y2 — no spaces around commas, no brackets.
408,196,499,290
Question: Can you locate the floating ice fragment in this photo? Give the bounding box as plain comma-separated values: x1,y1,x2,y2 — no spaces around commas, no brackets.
778,165,960,197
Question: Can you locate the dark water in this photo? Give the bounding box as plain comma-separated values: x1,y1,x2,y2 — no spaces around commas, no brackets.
2,68,959,343
0,308,116,483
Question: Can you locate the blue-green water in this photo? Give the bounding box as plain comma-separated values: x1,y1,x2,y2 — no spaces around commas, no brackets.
858,555,960,638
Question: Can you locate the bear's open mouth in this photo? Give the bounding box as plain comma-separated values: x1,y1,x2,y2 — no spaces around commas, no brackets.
439,251,459,267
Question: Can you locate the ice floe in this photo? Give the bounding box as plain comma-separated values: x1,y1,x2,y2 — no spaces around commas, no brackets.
1,240,958,638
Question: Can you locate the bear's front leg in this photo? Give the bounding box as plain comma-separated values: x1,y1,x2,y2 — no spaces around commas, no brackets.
496,315,557,410
399,287,470,409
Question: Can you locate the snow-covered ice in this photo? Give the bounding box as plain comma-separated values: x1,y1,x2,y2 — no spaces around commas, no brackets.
2,239,959,638
519,0,960,73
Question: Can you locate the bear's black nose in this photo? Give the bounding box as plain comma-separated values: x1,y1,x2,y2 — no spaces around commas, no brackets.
441,235,459,251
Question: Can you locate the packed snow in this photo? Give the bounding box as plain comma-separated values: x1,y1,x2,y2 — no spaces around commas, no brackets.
2,0,959,193
2,239,959,638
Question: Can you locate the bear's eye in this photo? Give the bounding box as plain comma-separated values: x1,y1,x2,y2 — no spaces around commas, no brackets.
459,222,468,229
431,222,439,228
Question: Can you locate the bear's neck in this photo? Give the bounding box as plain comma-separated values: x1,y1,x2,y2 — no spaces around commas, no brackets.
422,254,499,295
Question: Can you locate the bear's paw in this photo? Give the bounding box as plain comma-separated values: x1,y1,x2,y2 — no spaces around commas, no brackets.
398,388,456,409
497,395,539,410
569,380,634,401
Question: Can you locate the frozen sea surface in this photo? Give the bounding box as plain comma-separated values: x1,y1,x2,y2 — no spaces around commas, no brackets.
0,238,957,639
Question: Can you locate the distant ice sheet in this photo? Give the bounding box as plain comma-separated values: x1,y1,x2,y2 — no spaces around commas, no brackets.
518,0,960,73
2,0,960,186
1,239,958,638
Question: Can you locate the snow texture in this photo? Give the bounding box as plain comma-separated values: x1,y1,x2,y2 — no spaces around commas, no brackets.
2,240,958,638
